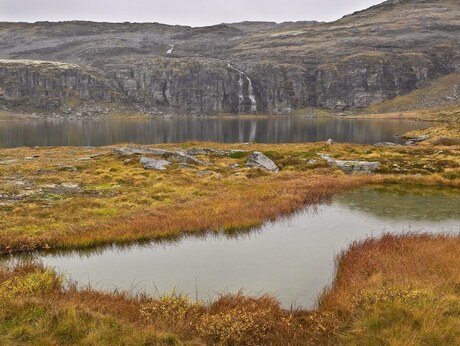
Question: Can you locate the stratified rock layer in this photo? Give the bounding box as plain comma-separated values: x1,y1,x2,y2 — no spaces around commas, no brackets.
0,0,459,115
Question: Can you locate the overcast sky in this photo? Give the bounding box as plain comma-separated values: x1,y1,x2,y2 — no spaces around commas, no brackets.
0,0,384,27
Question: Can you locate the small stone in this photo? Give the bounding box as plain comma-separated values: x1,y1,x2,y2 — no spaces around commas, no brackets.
60,183,79,189
196,170,212,176
179,163,197,169
139,157,171,170
57,165,77,172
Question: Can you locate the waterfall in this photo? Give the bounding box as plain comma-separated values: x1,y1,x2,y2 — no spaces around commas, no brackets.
227,62,257,113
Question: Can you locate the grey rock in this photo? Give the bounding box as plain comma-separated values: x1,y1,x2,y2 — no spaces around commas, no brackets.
139,157,171,170
161,151,207,165
229,163,241,169
179,163,197,169
196,170,212,176
246,151,279,173
402,135,430,144
185,148,247,157
373,142,401,147
57,165,77,172
318,153,380,174
45,183,81,193
113,147,168,156
185,148,226,156
114,146,207,165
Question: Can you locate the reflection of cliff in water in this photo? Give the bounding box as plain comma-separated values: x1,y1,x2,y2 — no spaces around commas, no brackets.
0,117,432,148
335,185,460,221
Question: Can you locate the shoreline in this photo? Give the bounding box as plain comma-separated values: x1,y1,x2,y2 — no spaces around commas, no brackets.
2,232,459,344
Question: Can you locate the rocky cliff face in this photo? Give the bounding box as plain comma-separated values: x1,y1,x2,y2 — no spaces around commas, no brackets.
0,60,122,110
0,0,459,115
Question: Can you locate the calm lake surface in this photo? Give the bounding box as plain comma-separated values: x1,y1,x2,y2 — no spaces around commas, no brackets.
0,116,432,148
8,186,459,308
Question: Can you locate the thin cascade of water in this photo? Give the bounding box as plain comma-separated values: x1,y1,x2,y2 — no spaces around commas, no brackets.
227,62,257,113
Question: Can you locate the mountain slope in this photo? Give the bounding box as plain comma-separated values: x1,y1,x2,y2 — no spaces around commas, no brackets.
0,0,459,115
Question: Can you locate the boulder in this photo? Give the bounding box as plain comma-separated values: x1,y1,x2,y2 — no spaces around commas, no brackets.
402,135,430,145
318,154,380,174
139,157,171,170
246,151,279,173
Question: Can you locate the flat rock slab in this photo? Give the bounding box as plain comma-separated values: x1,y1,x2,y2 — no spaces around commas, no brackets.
140,157,171,170
402,135,430,145
185,148,248,156
113,147,169,156
373,142,401,147
44,183,82,194
114,146,207,165
161,151,207,165
318,154,380,174
186,148,226,156
246,151,279,173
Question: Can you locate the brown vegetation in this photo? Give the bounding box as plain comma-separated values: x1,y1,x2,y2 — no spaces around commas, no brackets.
1,233,460,345
0,138,458,344
0,141,458,254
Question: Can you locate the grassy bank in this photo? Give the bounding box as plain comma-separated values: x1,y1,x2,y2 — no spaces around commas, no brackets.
0,141,459,254
1,233,459,345
0,129,458,344
321,233,460,345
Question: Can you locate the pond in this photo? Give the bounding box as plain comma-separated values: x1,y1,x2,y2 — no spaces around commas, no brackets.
0,116,431,148
6,186,459,309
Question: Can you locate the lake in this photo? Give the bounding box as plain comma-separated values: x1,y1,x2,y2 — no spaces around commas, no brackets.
6,186,459,309
0,116,431,147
